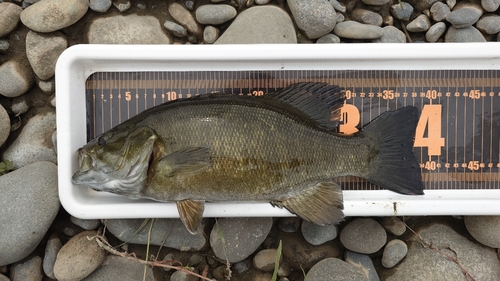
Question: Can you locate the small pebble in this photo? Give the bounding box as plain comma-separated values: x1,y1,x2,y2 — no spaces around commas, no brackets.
89,0,111,12
382,239,408,268
445,26,486,42
278,217,301,233
334,21,384,39
185,0,194,10
390,2,413,20
481,0,500,12
345,251,380,281
0,3,22,37
447,0,456,9
164,20,188,37
329,0,346,12
170,268,199,281
11,95,29,116
278,261,291,277
301,220,338,245
0,40,9,52
406,14,431,32
43,234,62,279
203,25,219,44
233,260,250,273
38,80,55,94
340,218,387,254
136,2,146,9
189,253,205,265
476,15,500,35
162,253,175,272
10,256,43,281
351,8,383,26
380,217,406,236
446,5,483,28
362,0,389,5
0,104,9,147
373,26,406,43
426,22,447,42
196,4,237,25
253,248,280,272
255,0,270,4
316,33,341,43
70,216,101,230
112,0,130,12
430,1,450,21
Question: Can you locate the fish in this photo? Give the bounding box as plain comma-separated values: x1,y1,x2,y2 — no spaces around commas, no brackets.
72,82,424,234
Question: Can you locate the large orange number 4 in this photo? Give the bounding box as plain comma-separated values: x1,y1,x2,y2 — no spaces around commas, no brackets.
414,104,445,156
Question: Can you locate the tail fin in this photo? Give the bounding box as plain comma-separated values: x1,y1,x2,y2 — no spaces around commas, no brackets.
362,106,424,195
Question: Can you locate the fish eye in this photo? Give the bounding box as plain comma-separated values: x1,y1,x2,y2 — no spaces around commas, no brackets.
98,136,106,146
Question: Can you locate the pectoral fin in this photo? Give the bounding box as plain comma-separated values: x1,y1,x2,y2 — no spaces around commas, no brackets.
177,199,205,234
272,181,344,225
160,147,211,177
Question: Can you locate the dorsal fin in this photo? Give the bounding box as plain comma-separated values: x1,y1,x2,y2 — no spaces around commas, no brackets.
265,82,345,131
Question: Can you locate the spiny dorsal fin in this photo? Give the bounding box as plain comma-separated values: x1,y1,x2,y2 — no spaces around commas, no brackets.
272,181,344,225
266,83,345,131
177,199,205,234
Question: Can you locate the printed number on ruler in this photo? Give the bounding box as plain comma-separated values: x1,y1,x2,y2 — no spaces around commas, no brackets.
339,103,445,157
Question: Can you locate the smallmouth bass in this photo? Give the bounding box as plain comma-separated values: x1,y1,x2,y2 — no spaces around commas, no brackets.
72,82,424,234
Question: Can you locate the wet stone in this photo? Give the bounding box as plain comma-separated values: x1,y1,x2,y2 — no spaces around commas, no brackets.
195,4,237,25
164,20,188,37
426,22,447,42
406,14,431,32
390,2,413,20
301,220,338,246
345,251,380,281
381,239,407,268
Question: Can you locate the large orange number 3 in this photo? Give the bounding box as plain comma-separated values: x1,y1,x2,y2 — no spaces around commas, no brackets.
414,105,445,156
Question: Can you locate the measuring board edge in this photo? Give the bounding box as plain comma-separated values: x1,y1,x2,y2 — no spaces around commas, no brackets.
56,43,500,219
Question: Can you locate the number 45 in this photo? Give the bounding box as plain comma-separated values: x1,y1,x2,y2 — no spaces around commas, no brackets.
414,105,445,156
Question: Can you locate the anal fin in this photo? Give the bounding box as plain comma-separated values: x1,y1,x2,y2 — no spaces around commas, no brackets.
177,200,205,234
272,181,344,225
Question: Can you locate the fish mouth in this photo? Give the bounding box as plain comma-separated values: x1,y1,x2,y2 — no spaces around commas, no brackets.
72,149,96,184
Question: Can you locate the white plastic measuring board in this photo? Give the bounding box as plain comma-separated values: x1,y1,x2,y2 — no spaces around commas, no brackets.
56,43,500,220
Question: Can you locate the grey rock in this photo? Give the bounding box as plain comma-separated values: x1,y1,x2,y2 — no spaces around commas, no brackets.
105,218,207,251
170,269,199,281
278,217,301,232
88,14,172,44
54,230,106,281
447,0,456,9
301,220,338,246
43,235,62,279
406,14,431,32
112,0,130,12
445,26,486,42
381,223,500,280
281,231,340,270
414,0,440,10
215,6,296,44
476,15,500,35
362,0,389,5
20,0,88,33
0,60,34,98
10,256,43,281
390,2,413,20
0,3,22,37
426,22,447,42
210,217,272,263
255,0,271,4
351,8,383,26
430,2,450,21
203,26,219,44
374,25,406,43
333,21,384,39
306,258,366,281
70,216,101,230
330,0,346,13
381,239,407,268
464,216,500,248
169,2,202,37
0,40,9,52
340,218,387,254
288,0,337,39
482,0,500,12
446,5,483,28
345,251,380,281
0,104,9,147
316,33,341,43
196,4,237,25
253,248,280,272
233,260,250,273
164,20,187,37
0,274,8,281
89,0,112,12
38,79,55,94
84,255,154,281
3,111,57,168
11,95,29,116
0,162,59,266
380,217,406,236
26,31,67,80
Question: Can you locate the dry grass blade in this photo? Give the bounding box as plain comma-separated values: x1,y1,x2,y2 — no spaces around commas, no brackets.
397,218,477,281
